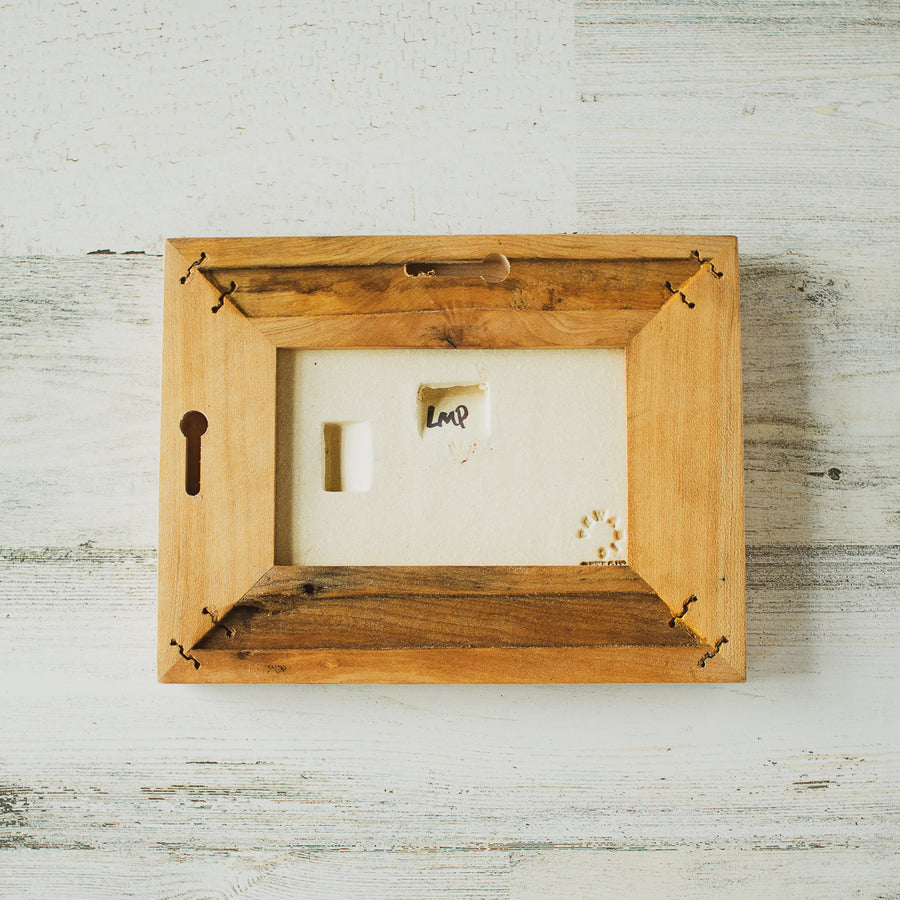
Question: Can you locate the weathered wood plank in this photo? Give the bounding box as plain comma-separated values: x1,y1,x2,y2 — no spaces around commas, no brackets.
169,235,732,269
197,236,707,351
251,308,655,349
0,3,575,255
200,596,695,652
157,243,276,680
196,564,694,654
0,850,513,899
2,847,897,900
176,645,728,684
1,704,896,850
575,2,900,260
627,242,745,673
206,258,698,317
0,256,163,549
241,563,657,598
511,849,900,899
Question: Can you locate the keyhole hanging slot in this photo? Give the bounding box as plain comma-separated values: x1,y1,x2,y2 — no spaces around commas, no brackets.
404,252,510,283
179,411,208,496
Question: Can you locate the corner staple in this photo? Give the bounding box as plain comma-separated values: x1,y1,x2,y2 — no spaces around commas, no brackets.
665,280,695,309
669,594,698,628
202,606,234,637
170,638,200,669
179,252,206,284
698,636,728,668
690,249,724,279
212,281,236,313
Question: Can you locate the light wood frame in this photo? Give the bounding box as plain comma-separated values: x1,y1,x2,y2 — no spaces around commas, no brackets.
159,235,745,683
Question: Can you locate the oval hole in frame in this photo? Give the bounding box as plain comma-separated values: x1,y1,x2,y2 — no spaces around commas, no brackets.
404,252,510,283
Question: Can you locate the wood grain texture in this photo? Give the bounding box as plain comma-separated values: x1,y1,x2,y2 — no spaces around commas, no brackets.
251,308,653,349
157,242,276,679
161,236,738,683
206,258,700,317
194,565,697,652
239,563,658,599
3,847,897,899
175,645,728,684
2,0,899,894
204,252,701,348
627,240,745,677
188,236,709,349
169,234,733,268
197,598,696,650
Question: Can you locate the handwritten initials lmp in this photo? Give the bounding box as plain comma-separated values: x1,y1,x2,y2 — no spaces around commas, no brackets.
426,404,469,429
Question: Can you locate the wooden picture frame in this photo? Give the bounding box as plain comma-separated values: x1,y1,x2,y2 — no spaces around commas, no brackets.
159,235,745,683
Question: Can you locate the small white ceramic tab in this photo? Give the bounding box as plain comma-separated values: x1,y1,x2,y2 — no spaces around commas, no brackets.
323,421,372,492
418,382,490,441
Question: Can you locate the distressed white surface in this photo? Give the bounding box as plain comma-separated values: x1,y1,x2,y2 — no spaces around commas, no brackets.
512,850,900,900
576,0,900,547
2,0,900,897
276,349,627,565
0,0,575,254
576,1,900,263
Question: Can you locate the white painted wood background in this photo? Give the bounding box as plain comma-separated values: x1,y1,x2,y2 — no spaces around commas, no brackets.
1,0,898,896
